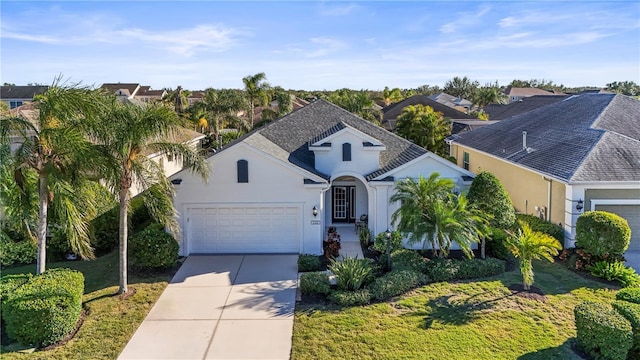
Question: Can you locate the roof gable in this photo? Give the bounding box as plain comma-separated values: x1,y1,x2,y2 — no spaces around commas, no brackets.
310,122,383,147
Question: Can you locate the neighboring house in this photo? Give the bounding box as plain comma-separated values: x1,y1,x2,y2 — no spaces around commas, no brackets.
171,99,475,256
382,95,475,131
448,94,640,250
484,95,569,120
450,120,499,135
504,86,565,103
100,83,166,103
187,91,205,106
428,92,474,113
134,86,167,103
0,85,49,109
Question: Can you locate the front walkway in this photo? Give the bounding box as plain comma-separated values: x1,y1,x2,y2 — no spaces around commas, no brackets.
332,224,365,259
118,254,298,360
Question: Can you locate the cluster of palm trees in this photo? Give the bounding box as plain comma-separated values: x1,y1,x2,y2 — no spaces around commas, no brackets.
0,78,209,294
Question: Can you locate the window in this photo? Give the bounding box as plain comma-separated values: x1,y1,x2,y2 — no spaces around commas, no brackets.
237,160,248,183
342,143,351,161
9,101,22,109
463,152,469,170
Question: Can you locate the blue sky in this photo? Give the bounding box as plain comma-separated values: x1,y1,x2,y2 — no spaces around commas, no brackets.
1,1,639,91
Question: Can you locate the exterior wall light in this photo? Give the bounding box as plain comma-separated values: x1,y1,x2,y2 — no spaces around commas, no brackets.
312,206,318,217
576,199,584,212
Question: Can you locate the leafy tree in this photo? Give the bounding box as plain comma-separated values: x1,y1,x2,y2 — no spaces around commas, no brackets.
606,81,640,96
261,87,293,123
507,221,562,290
195,88,248,149
395,104,451,156
381,86,403,106
0,79,105,274
94,99,209,294
327,89,382,125
242,72,270,128
443,76,479,100
508,79,566,93
473,82,508,108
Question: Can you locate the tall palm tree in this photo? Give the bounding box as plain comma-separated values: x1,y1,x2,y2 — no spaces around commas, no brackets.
473,82,507,109
395,104,452,157
95,99,209,294
242,73,270,128
507,221,562,290
261,87,293,123
0,81,105,273
196,88,248,149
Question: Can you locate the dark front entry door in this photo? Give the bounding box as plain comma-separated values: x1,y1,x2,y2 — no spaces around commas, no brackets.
332,186,356,223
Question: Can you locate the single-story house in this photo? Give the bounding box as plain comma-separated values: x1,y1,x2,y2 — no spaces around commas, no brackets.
448,94,640,249
0,85,49,109
381,95,475,131
171,99,475,256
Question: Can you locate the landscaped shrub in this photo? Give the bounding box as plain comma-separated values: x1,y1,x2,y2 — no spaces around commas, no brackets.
574,301,633,360
367,269,427,301
372,230,403,254
299,272,331,296
389,249,426,272
298,254,321,272
0,273,32,298
2,268,84,347
358,226,372,249
613,300,640,353
130,223,179,269
576,211,631,258
329,289,371,306
617,288,640,304
486,227,511,260
90,206,120,254
589,261,640,288
467,171,516,229
423,258,506,282
329,257,374,291
0,237,36,267
516,214,564,244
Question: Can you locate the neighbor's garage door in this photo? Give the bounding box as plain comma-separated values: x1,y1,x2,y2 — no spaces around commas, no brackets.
595,205,640,252
186,204,300,254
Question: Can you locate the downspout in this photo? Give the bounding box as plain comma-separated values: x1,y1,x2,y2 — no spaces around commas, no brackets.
543,176,552,221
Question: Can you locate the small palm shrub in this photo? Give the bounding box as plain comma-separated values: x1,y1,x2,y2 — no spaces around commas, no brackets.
329,289,371,306
329,257,374,291
617,288,640,304
372,231,403,253
367,270,427,301
589,261,640,288
576,211,631,258
575,301,633,360
298,254,321,272
130,223,179,269
299,272,331,296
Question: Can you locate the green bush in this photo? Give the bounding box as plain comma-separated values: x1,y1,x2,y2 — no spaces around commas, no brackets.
90,206,120,255
2,268,84,347
329,289,371,307
589,261,640,288
298,254,321,272
613,301,640,353
299,272,331,296
423,258,505,282
329,257,374,291
367,270,427,301
130,223,179,269
574,301,633,360
576,211,631,258
516,214,564,244
389,249,426,272
486,227,511,260
358,226,372,249
372,231,403,254
0,273,32,298
617,288,640,304
467,171,516,229
0,238,36,267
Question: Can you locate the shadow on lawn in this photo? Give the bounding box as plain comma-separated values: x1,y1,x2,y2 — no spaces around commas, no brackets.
422,291,512,328
517,339,586,360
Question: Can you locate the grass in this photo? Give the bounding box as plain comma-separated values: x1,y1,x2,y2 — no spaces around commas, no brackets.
1,251,176,359
292,260,618,360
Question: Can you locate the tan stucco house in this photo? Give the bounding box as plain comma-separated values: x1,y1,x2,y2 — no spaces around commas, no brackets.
448,94,640,250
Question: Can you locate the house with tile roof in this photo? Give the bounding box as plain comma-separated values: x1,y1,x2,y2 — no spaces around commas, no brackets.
484,95,569,120
382,95,475,131
100,83,166,103
0,85,49,109
448,94,640,250
428,92,474,113
170,99,474,255
504,86,565,104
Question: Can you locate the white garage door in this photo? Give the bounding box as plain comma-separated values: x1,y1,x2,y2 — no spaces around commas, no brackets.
595,205,640,252
186,204,300,254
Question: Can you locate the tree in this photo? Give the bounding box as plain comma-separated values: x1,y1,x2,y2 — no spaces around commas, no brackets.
473,82,507,109
195,88,248,149
507,221,562,290
606,81,640,96
508,79,565,93
395,104,451,157
242,72,270,128
261,87,293,123
162,86,190,114
94,99,209,294
443,76,479,100
0,79,105,274
327,89,383,125
381,86,403,106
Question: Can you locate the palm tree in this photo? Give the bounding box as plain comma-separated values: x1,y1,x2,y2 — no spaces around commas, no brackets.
381,86,403,106
196,88,248,149
472,82,507,109
0,79,104,274
162,86,191,115
327,89,382,125
443,76,480,100
261,87,293,123
95,99,209,294
242,73,270,128
507,221,562,290
395,104,452,157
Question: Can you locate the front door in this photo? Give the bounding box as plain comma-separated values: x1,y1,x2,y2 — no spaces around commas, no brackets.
332,186,356,223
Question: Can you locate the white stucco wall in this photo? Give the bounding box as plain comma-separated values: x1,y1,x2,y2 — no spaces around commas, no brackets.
313,131,382,176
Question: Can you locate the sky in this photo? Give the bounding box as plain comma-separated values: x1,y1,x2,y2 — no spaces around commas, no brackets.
1,1,639,91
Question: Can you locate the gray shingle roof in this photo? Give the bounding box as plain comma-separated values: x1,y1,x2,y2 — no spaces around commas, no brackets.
0,86,49,99
220,99,429,181
450,94,640,182
382,95,474,130
484,95,569,120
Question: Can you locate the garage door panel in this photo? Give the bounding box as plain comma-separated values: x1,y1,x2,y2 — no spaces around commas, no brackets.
187,204,300,254
595,205,640,252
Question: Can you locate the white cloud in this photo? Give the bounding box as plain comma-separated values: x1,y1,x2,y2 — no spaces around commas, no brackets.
440,5,491,34
318,2,359,16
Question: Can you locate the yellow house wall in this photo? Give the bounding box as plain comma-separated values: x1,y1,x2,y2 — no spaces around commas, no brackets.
452,145,566,225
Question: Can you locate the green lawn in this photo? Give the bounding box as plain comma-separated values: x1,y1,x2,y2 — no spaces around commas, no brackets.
1,252,176,360
293,261,617,360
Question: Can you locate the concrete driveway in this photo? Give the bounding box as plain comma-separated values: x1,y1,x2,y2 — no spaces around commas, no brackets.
118,254,298,360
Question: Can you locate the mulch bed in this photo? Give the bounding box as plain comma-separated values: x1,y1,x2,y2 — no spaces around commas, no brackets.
507,284,547,301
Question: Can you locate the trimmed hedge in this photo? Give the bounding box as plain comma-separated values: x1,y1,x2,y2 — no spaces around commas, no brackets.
613,300,640,353
299,272,331,296
516,214,564,244
0,273,32,298
329,289,371,307
423,258,506,282
576,211,631,258
2,268,84,347
130,223,179,269
367,269,427,301
298,254,321,272
0,238,37,267
617,288,640,305
574,301,633,360
390,249,427,272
